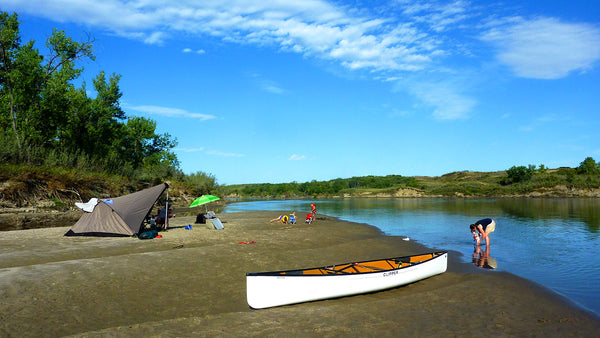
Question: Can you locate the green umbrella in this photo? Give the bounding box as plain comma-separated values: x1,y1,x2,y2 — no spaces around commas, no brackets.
189,195,220,211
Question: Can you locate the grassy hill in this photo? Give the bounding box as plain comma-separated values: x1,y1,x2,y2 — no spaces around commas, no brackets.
219,168,600,199
1,165,599,211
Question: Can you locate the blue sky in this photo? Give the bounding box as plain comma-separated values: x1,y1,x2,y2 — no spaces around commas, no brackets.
3,0,600,184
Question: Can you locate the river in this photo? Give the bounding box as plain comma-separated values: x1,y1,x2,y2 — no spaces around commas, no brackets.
223,198,600,317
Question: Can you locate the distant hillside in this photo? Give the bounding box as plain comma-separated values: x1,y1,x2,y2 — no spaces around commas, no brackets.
219,166,600,198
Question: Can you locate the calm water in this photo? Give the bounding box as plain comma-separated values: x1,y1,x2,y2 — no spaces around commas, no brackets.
224,198,600,317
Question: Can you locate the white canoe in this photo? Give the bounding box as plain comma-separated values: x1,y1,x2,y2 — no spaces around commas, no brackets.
246,251,447,309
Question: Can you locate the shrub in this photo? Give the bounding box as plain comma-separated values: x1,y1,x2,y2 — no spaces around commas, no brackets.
504,165,535,184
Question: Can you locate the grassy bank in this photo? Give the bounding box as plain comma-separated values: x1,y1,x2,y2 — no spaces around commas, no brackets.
0,164,202,209
221,168,600,199
1,164,599,213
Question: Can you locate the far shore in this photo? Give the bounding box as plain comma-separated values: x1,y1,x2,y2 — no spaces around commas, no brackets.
1,211,599,336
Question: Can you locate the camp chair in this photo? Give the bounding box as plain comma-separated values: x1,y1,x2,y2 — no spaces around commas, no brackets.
210,217,224,230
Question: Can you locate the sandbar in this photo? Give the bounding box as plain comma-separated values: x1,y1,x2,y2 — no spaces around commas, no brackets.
0,211,598,337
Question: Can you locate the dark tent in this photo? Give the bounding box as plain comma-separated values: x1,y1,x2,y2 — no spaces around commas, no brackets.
65,183,168,237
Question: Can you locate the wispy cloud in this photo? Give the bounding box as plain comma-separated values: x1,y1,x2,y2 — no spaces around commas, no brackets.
519,113,573,132
288,154,307,161
258,79,285,95
394,74,477,120
206,150,245,157
10,1,600,82
480,17,600,79
176,147,245,157
247,72,286,94
8,0,600,121
400,0,472,33
177,147,205,153
128,105,217,120
183,48,206,55
9,0,443,75
144,31,167,45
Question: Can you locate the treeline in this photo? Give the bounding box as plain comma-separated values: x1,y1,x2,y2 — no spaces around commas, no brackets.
222,175,421,197
222,158,600,198
0,12,216,196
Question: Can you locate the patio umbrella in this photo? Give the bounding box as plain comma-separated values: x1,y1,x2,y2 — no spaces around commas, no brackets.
189,194,220,212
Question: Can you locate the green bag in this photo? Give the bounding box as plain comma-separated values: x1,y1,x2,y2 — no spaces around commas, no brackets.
138,230,158,240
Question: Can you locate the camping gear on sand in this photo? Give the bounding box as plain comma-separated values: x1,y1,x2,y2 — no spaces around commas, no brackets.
209,217,224,230
190,196,224,230
246,251,447,309
65,183,168,237
189,194,220,212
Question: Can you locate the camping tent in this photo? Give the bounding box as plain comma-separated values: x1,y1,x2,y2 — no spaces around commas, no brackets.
65,183,168,237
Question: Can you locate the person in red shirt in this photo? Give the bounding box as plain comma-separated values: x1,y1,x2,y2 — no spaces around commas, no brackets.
305,213,313,224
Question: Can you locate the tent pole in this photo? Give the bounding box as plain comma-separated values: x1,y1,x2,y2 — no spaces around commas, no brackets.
165,190,169,230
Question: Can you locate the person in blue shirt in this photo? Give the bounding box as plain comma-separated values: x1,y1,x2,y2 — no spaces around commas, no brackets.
470,218,496,246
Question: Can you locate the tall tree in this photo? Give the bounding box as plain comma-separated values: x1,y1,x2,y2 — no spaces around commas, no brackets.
0,12,94,152
0,11,181,179
577,157,599,174
0,12,23,147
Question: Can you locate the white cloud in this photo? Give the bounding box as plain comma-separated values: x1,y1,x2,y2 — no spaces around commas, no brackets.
175,147,244,157
481,17,600,79
394,74,476,120
206,150,245,157
288,154,307,161
144,31,167,45
519,125,534,132
8,0,443,75
259,79,285,94
401,0,471,33
183,48,206,54
247,72,286,94
128,105,217,120
176,147,205,153
9,0,600,124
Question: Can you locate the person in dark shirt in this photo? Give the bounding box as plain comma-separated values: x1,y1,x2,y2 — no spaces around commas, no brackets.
469,218,496,246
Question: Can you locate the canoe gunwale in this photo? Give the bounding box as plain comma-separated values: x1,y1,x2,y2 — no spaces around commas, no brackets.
246,251,447,277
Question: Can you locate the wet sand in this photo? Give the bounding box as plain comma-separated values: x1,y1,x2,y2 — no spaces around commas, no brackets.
1,211,598,337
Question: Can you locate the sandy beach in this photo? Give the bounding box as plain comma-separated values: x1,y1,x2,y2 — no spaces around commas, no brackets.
1,210,598,337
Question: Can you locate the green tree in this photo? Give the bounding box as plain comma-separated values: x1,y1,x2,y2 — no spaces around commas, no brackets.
0,12,23,147
505,165,535,184
0,11,182,180
185,171,218,195
577,157,599,174
0,12,94,153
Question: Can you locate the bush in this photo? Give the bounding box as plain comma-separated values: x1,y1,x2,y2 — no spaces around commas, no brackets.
504,165,535,184
184,171,218,196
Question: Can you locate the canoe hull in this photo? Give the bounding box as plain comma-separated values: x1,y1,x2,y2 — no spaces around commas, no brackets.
246,251,447,309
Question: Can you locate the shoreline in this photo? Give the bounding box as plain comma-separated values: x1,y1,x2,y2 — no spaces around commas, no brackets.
1,211,599,336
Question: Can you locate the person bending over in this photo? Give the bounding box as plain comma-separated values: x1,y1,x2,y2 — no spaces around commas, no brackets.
470,218,496,246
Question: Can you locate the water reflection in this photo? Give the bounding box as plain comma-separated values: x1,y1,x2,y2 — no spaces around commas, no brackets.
316,198,600,232
472,245,497,269
497,198,600,232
